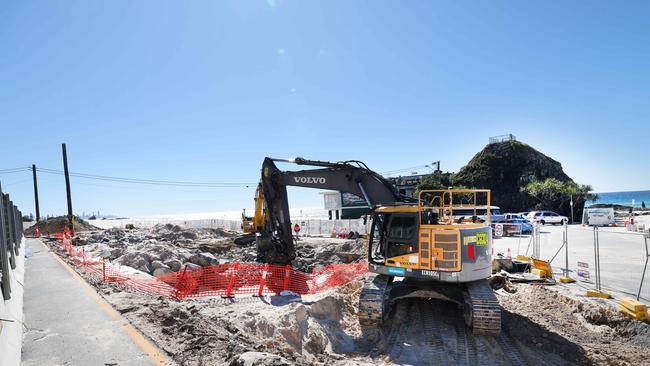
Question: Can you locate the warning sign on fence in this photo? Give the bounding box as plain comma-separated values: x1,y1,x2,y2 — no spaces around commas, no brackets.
494,224,503,238
577,261,590,281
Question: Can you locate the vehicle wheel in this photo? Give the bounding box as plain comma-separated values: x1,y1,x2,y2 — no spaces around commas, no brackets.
540,220,545,225
561,219,567,226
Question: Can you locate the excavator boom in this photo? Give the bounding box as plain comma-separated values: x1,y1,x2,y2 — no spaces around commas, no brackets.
255,157,406,264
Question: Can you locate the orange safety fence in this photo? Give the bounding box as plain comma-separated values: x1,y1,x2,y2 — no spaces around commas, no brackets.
54,229,368,300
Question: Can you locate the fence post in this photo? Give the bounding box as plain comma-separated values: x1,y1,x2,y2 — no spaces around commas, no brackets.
175,266,188,300
225,262,239,298
587,226,610,298
256,263,269,297
638,234,649,301
311,269,317,295
283,264,291,292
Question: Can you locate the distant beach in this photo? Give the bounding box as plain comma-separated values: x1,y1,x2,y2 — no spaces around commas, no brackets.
588,190,650,208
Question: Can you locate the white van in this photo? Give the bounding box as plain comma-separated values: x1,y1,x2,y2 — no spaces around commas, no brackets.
451,206,504,222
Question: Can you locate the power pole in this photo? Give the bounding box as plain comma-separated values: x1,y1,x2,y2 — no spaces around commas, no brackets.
62,143,74,232
32,164,40,223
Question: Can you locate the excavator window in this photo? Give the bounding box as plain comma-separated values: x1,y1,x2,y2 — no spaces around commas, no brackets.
370,213,419,262
387,216,416,239
385,214,418,258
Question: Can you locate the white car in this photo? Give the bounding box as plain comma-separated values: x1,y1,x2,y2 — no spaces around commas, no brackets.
528,211,568,225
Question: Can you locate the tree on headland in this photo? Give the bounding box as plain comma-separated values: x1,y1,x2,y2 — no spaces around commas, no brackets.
522,178,597,217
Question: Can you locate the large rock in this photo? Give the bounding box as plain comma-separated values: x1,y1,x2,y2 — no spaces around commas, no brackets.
153,267,173,277
116,251,152,272
188,252,219,267
453,140,572,214
138,263,153,274
151,260,167,270
165,259,183,272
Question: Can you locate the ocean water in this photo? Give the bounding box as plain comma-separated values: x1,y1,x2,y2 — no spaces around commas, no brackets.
588,190,650,208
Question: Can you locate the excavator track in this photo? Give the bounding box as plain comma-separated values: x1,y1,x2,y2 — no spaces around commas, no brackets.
358,273,391,327
464,279,501,336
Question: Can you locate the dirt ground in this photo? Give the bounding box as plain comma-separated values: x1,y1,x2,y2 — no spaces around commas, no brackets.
41,225,650,365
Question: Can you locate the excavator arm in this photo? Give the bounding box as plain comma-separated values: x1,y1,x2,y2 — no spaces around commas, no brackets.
254,157,407,264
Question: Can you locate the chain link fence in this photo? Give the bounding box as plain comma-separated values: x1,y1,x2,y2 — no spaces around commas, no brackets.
493,223,650,303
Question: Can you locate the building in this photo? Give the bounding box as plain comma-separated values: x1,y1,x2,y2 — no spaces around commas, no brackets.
320,191,369,219
320,173,434,219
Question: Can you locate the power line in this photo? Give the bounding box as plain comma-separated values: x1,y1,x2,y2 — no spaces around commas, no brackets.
35,167,256,188
0,167,30,174
381,163,436,176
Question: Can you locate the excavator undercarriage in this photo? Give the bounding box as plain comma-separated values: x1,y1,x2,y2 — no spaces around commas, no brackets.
358,274,501,335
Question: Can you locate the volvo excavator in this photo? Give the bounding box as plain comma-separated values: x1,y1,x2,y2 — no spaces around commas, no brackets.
244,157,500,335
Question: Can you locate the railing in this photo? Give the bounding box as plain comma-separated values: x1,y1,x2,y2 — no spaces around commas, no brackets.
418,189,492,226
489,134,516,144
0,182,25,301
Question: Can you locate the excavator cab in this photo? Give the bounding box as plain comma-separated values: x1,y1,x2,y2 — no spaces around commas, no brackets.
366,189,493,279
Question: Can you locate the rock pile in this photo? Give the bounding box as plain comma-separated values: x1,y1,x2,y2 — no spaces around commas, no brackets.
74,224,243,277
72,224,366,278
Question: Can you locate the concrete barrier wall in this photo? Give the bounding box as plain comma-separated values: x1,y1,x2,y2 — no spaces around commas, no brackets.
89,218,241,231
89,218,369,237
296,219,368,237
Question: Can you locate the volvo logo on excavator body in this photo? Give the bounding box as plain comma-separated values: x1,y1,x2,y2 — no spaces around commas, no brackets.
293,177,326,184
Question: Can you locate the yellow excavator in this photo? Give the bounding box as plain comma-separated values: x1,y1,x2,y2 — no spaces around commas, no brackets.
242,157,500,335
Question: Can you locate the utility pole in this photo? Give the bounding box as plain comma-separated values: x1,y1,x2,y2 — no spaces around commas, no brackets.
32,164,40,223
570,194,574,224
62,143,74,232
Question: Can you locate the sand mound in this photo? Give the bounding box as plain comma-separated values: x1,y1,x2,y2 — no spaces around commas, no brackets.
24,216,101,236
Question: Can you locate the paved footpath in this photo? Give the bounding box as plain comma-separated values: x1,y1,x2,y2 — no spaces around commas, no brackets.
22,238,171,366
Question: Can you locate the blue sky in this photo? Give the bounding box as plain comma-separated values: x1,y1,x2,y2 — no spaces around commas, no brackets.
1,1,649,217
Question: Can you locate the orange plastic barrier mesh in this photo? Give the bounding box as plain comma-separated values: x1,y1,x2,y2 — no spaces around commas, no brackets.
55,231,367,300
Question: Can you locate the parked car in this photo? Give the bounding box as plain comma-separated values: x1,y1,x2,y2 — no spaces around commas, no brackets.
494,214,533,235
527,211,568,225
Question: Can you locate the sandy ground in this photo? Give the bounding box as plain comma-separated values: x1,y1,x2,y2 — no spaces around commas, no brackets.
39,225,650,365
